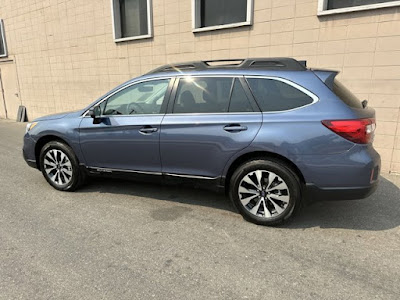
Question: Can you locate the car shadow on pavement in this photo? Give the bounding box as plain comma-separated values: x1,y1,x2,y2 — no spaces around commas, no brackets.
78,177,235,213
78,176,400,231
287,176,400,231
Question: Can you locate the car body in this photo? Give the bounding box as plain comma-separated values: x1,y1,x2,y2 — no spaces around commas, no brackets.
23,58,380,225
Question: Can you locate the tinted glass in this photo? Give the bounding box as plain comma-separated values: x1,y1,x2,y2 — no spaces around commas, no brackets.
0,22,5,56
332,79,363,109
247,78,314,112
328,0,395,9
0,36,4,56
229,79,253,112
200,0,247,27
120,0,148,37
103,79,169,115
173,77,233,113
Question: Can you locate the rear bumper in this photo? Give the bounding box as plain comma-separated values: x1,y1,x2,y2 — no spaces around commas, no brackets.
305,180,379,201
297,144,381,191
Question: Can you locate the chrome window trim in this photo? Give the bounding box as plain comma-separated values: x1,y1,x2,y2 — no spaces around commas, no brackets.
81,76,173,118
176,74,239,78
244,75,319,113
165,112,261,116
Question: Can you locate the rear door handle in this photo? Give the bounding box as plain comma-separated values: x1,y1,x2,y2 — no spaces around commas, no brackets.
223,124,248,132
139,126,158,134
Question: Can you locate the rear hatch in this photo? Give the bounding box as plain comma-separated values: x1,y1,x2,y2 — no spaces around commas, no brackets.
314,70,376,144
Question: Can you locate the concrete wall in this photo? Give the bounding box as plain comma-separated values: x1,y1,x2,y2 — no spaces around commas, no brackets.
0,0,400,173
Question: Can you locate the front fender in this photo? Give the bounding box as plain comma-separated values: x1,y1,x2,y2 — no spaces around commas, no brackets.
28,118,86,166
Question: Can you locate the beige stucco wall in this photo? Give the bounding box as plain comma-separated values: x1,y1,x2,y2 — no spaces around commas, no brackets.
0,0,400,173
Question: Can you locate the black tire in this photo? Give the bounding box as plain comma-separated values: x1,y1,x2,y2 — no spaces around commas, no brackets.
229,159,302,226
39,141,86,191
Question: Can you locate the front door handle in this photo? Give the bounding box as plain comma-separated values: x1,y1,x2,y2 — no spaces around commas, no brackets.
139,126,158,134
223,124,248,132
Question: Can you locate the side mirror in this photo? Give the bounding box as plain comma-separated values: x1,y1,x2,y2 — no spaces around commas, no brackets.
88,106,102,124
89,106,101,119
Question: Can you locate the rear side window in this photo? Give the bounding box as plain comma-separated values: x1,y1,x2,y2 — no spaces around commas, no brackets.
332,79,363,109
173,77,232,113
246,78,314,112
229,79,253,113
174,77,255,113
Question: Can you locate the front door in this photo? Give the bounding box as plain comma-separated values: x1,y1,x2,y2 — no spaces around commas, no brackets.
79,78,172,172
160,76,262,178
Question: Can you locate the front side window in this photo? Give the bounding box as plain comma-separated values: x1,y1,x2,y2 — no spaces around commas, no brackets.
112,0,152,41
318,0,400,14
193,0,253,32
103,79,170,115
0,20,7,58
246,78,315,112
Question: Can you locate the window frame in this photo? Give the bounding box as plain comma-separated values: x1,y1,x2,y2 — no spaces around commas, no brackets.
0,19,7,58
192,0,254,33
244,76,319,113
317,0,400,16
111,0,153,43
168,75,261,115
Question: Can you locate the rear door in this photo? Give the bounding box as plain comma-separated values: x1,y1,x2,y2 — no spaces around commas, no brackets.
160,76,262,178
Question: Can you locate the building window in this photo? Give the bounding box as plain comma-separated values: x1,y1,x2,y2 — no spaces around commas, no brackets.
0,20,7,58
111,0,153,42
318,0,400,15
192,0,253,32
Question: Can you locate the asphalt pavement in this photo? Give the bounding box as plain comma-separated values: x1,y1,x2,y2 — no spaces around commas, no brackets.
0,119,399,300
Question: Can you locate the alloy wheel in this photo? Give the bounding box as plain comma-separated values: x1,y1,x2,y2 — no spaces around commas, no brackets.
43,149,73,186
238,170,290,219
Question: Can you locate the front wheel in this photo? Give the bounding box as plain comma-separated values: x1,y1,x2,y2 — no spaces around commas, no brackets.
229,159,302,226
39,141,85,191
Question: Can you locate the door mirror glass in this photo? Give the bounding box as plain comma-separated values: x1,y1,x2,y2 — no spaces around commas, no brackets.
89,106,101,119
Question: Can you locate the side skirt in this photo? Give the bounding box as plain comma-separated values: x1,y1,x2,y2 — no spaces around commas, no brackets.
85,166,225,193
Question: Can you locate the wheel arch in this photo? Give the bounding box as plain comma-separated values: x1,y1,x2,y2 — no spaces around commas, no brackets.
223,151,306,191
34,135,74,170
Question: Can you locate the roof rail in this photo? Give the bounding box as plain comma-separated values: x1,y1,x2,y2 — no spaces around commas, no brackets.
146,58,307,75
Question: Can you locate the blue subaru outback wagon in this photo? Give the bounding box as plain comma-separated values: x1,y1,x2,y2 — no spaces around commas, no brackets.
23,58,380,225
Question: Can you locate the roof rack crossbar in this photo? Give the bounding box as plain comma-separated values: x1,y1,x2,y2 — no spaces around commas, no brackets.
146,58,307,74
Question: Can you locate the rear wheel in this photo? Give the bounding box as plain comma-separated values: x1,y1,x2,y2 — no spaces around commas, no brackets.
229,159,301,226
39,141,85,191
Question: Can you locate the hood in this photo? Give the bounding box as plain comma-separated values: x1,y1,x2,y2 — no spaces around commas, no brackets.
34,110,81,122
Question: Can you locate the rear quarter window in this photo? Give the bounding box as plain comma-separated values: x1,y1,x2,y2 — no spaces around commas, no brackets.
332,79,363,109
246,78,315,112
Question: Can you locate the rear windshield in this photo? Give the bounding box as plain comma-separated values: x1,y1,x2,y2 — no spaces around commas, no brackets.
333,79,363,109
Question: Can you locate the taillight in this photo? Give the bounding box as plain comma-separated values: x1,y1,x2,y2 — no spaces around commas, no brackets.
321,118,376,144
